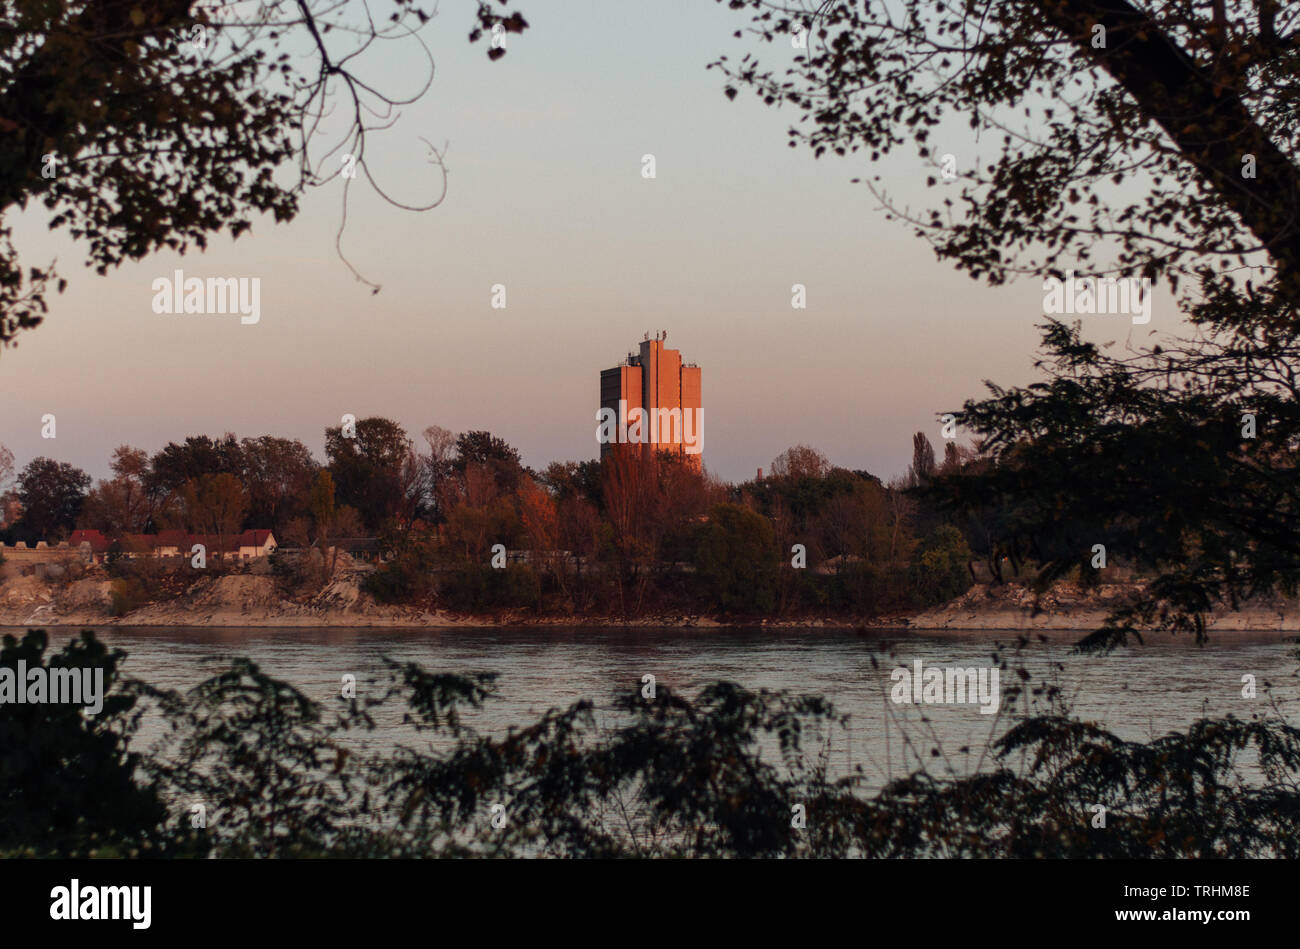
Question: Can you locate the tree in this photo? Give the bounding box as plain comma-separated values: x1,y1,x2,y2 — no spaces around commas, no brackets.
148,434,244,529
715,0,1300,646
540,459,603,505
770,444,830,481
905,433,936,489
15,457,90,540
150,433,243,489
443,496,518,565
182,473,248,561
556,494,602,606
0,0,529,348
601,448,662,614
240,436,318,535
419,424,457,524
927,321,1300,644
884,477,918,562
148,655,356,858
331,505,364,541
324,417,413,532
745,460,870,526
308,469,336,544
453,430,526,495
307,469,359,577
517,477,566,602
813,477,893,564
904,432,949,538
715,1,1300,314
79,445,154,535
694,503,779,613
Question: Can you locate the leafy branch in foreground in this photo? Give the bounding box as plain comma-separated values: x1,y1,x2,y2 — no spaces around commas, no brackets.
10,631,1300,859
928,311,1300,651
714,1,1300,649
0,0,529,344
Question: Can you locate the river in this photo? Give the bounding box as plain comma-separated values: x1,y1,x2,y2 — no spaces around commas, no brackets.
9,624,1298,789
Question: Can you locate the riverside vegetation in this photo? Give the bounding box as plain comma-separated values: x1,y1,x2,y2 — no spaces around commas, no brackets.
1,430,985,622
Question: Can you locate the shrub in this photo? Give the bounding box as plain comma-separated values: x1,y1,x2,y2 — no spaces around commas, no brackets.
272,547,330,597
838,561,913,613
693,503,779,613
436,564,541,612
103,555,197,615
360,537,438,605
908,525,974,606
109,578,147,617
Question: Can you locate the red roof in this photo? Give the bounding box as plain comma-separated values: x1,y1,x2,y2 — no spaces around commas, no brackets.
236,530,275,547
186,530,276,553
155,529,189,548
69,529,111,552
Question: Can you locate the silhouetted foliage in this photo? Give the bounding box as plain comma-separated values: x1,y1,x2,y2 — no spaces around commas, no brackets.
0,0,528,347
13,457,91,541
0,630,165,856
715,0,1300,648
11,630,1300,859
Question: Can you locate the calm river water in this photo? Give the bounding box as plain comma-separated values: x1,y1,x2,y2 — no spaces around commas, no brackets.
9,625,1300,788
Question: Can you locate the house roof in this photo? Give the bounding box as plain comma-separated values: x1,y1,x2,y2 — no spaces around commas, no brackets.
69,529,111,552
236,530,275,547
122,533,158,552
188,530,277,552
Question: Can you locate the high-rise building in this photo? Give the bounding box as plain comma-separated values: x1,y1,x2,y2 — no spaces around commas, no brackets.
599,332,702,466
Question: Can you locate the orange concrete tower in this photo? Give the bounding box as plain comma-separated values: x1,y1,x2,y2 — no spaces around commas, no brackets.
599,332,702,466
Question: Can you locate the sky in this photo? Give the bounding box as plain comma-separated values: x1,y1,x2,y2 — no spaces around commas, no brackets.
0,0,1176,485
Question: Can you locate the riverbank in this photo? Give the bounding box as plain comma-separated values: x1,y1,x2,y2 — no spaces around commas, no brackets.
0,570,881,628
909,579,1300,632
3,570,1300,631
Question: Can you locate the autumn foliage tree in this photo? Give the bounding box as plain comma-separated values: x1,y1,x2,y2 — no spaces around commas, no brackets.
78,446,154,535
716,0,1300,645
0,0,529,348
182,473,248,562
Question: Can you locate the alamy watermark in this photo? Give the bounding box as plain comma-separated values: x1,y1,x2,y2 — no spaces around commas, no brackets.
596,401,703,454
1042,271,1151,325
0,661,104,715
151,269,261,325
50,880,151,929
890,660,1000,715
